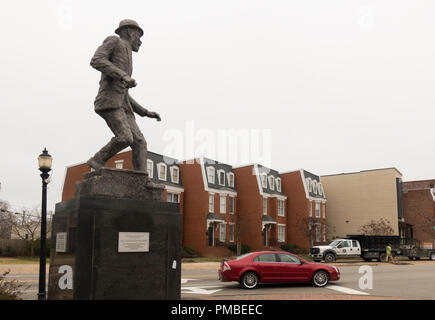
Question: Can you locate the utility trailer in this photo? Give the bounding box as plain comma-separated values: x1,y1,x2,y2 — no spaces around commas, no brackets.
401,241,435,261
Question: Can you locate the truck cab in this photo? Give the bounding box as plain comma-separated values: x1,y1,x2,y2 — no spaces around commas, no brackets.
310,239,361,263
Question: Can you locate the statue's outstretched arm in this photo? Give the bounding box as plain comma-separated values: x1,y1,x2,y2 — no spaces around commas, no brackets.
129,95,161,121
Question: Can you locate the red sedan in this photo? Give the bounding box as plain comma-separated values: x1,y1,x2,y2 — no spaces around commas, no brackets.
218,251,340,289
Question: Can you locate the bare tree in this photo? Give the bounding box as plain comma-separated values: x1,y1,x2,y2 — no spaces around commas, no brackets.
296,217,318,249
10,207,52,257
0,200,13,239
357,218,395,236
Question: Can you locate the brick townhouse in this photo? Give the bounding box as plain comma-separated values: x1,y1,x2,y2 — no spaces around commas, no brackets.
233,164,287,251
280,169,327,251
61,150,184,212
179,157,237,257
402,179,435,249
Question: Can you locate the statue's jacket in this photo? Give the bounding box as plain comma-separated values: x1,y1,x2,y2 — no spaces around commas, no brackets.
90,35,147,117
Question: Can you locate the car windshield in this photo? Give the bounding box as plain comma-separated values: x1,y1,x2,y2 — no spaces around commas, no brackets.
329,240,341,247
234,252,255,260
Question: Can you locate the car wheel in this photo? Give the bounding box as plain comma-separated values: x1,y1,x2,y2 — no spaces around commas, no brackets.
312,270,329,287
430,253,435,261
241,272,259,289
324,253,335,263
379,253,387,262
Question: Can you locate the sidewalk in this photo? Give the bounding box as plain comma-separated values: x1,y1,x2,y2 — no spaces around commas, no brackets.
2,260,434,275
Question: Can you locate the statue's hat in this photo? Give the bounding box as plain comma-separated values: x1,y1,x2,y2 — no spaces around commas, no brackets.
115,19,144,36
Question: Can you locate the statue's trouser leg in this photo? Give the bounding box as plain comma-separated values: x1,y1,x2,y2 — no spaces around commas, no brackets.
126,113,148,172
92,109,134,165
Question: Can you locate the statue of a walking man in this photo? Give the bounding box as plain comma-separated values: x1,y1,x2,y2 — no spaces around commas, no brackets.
87,19,160,173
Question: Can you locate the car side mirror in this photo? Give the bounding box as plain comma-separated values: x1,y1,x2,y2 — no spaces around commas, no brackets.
300,260,306,265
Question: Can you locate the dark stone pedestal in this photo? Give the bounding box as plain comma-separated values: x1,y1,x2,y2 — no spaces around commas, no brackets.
47,168,181,300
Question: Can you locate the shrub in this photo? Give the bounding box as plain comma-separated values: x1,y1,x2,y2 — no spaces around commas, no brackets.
182,246,199,258
228,244,251,255
281,243,306,254
0,270,28,300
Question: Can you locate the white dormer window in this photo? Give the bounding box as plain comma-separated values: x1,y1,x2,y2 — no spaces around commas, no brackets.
207,167,215,184
276,178,281,192
318,183,323,196
227,173,235,188
157,163,167,181
115,160,124,169
170,166,179,184
312,181,317,194
263,197,267,215
268,176,275,190
306,178,312,192
218,170,225,186
261,173,267,188
147,159,154,178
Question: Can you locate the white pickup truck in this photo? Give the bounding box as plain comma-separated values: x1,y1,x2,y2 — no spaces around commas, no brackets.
310,235,403,263
309,239,362,263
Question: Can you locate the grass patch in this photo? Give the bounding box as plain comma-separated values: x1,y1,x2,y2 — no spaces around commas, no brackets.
0,257,50,265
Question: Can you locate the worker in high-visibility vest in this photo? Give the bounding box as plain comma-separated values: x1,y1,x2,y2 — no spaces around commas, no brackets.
386,244,393,263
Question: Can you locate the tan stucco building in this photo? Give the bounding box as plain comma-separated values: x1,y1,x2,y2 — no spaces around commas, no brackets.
321,168,406,240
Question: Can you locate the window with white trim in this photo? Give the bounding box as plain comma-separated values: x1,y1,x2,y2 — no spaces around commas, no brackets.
318,183,323,196
219,224,226,242
315,224,321,242
227,173,234,188
209,193,214,212
309,200,313,217
278,199,285,217
268,176,275,190
167,192,180,203
229,224,235,242
278,224,286,243
170,166,179,184
220,195,226,214
115,160,124,169
276,178,281,192
157,163,167,181
147,159,153,178
312,181,317,194
315,202,320,218
322,203,326,218
263,197,267,215
323,224,326,242
261,173,267,188
306,178,312,192
229,197,234,214
218,170,225,186
207,167,215,184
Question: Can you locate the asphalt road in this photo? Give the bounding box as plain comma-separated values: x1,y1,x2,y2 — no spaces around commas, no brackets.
5,261,435,300
181,262,435,300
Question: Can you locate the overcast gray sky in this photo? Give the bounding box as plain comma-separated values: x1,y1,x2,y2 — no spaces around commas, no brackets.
1,0,434,212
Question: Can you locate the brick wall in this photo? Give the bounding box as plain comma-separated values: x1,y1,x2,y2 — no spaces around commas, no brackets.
281,171,327,252
403,181,435,245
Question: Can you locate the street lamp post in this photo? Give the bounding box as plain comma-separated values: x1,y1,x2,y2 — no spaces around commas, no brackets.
37,148,52,300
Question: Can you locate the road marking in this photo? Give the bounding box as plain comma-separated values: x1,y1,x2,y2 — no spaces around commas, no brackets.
181,286,223,295
327,285,370,295
181,278,199,284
